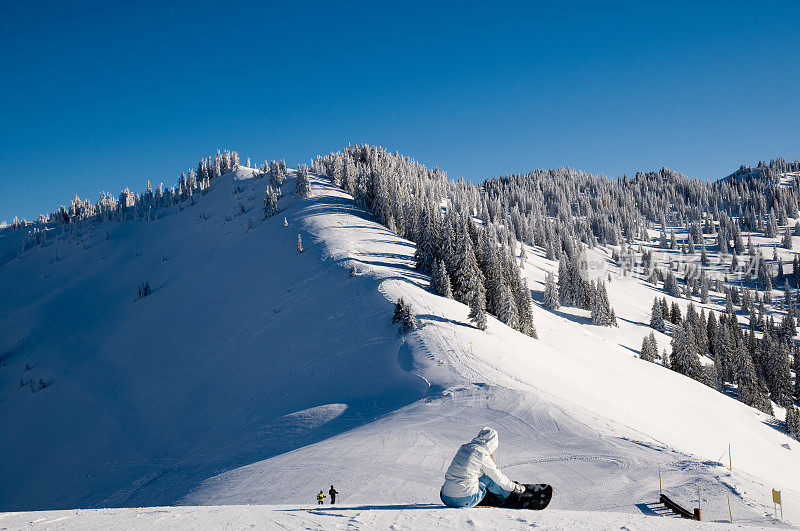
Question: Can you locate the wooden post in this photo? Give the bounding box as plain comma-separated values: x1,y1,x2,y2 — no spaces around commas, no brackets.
727,495,733,523
729,443,732,470
658,464,662,496
696,484,701,521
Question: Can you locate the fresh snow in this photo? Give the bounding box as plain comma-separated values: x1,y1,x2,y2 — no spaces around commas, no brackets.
0,504,775,530
1,166,798,528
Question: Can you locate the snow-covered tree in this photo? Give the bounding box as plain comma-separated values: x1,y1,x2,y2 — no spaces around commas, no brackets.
669,322,703,382
431,259,452,298
392,298,419,333
295,164,311,198
649,297,666,332
590,280,616,327
640,332,658,362
543,272,560,310
264,186,279,219
787,405,800,440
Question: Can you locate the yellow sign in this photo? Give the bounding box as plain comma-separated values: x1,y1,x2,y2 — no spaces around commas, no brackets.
772,489,782,504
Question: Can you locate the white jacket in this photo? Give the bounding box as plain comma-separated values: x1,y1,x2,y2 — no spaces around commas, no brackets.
441,427,522,498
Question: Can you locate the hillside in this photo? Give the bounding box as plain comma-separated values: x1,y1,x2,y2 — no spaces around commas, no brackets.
1,156,799,527
0,167,427,510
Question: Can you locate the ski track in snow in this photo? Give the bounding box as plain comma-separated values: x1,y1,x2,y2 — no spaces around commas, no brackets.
1,170,798,528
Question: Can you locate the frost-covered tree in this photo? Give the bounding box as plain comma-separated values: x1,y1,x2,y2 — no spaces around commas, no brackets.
295,164,311,198
297,234,304,253
543,272,560,310
650,297,666,332
269,160,286,187
557,257,573,306
263,186,279,219
640,332,658,362
764,336,793,407
663,270,681,297
468,285,488,331
497,285,520,330
515,279,537,338
787,406,800,440
431,259,452,298
590,280,616,326
392,298,419,333
669,322,703,382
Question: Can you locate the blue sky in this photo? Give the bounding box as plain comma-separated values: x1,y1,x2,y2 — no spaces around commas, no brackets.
1,1,799,221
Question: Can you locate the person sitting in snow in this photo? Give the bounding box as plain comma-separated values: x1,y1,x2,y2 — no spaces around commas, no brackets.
440,427,525,508
316,490,325,505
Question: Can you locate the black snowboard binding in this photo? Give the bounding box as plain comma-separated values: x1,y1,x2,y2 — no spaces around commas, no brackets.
504,484,553,510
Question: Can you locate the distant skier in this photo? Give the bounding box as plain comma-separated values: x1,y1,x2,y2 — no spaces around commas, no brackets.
440,427,525,508
316,490,325,505
329,485,338,504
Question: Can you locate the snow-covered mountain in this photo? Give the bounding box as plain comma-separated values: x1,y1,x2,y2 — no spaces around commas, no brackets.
1,152,799,527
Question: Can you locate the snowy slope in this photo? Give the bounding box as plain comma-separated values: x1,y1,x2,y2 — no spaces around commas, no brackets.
1,166,798,528
0,168,427,510
0,503,773,530
182,176,797,526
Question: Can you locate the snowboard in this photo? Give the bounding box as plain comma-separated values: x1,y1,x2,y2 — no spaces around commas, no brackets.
476,483,552,510
511,483,552,510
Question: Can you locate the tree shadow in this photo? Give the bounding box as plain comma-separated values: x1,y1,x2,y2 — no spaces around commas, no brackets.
335,257,429,285
366,239,416,248
417,313,473,330
617,316,649,327
545,307,592,326
761,416,789,436
619,344,641,356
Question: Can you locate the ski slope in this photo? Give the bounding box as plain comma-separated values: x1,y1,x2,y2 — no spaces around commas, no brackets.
0,168,427,510
1,167,798,528
0,503,773,530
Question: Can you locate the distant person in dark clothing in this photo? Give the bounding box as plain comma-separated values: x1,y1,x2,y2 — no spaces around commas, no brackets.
329,485,338,504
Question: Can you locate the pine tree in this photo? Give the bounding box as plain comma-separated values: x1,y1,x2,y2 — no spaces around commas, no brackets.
515,279,537,338
700,274,710,303
263,186,279,219
670,322,703,381
481,242,506,316
392,298,407,324
392,298,419,333
468,285,488,331
766,338,793,406
497,285,520,329
414,207,441,273
664,270,681,297
295,164,311,198
451,226,483,303
733,340,772,414
558,257,573,306
431,259,452,298
670,302,682,325
650,297,666,332
640,332,657,362
591,280,616,326
544,272,560,310
449,227,487,330
787,405,800,439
